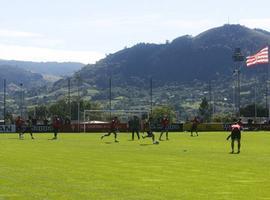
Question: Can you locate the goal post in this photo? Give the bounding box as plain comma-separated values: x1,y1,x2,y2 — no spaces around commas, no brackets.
83,109,150,132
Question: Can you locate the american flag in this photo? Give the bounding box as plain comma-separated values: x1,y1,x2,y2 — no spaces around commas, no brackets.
246,46,269,67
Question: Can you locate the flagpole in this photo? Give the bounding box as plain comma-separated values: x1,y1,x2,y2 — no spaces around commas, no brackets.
255,82,257,122
150,78,153,116
109,77,112,118
237,66,241,118
3,79,6,125
268,45,270,120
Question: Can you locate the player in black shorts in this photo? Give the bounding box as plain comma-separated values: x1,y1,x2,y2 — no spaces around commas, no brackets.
22,116,34,139
15,116,24,139
142,117,158,144
227,122,242,154
129,116,140,140
190,116,199,136
159,115,169,141
101,117,119,142
52,116,61,140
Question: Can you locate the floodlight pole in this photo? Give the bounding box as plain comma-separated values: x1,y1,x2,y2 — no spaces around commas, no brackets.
84,110,86,133
109,77,112,118
34,106,36,118
150,78,153,116
232,48,244,118
3,79,6,124
237,68,241,117
209,80,213,121
254,84,257,121
266,61,270,122
20,83,23,118
68,78,71,120
76,75,80,132
232,84,235,115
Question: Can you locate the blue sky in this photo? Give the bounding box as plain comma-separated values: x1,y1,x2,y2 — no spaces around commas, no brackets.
1,0,270,63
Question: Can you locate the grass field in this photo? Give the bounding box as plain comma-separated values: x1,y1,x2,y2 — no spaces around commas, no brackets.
0,132,270,200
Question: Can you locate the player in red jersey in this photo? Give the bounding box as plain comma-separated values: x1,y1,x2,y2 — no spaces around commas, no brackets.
52,116,61,140
101,117,119,142
227,121,242,154
159,115,170,141
22,116,34,139
15,116,25,139
190,116,199,137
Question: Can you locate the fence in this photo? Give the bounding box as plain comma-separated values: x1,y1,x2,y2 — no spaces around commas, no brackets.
1,123,270,133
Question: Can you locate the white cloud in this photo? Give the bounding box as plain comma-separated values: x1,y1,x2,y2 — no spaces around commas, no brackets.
0,44,104,64
0,29,42,38
0,29,65,48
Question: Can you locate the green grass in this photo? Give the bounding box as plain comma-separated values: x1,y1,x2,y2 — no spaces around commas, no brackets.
0,132,270,200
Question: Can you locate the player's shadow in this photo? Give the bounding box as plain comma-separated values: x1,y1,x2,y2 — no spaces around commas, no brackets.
104,142,113,144
140,144,153,146
229,152,240,154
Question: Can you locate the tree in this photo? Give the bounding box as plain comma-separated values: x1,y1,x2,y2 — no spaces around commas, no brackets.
69,100,101,120
198,97,211,122
27,99,101,121
240,104,268,117
212,113,234,123
151,105,176,124
48,99,68,118
28,105,48,120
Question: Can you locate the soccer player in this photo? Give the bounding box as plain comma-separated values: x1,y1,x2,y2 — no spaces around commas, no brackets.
52,116,61,140
190,116,199,136
101,116,119,142
22,116,34,139
131,116,140,140
159,115,169,141
237,118,243,129
15,116,24,139
142,117,158,144
227,122,242,154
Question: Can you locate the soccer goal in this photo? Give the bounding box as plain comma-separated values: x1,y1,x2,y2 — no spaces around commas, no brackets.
83,109,149,132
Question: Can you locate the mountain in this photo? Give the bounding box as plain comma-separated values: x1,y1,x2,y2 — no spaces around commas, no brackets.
54,24,268,90
25,24,270,117
0,60,84,77
0,65,46,89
